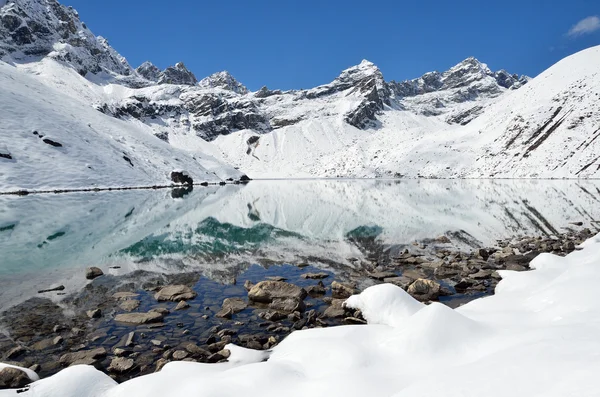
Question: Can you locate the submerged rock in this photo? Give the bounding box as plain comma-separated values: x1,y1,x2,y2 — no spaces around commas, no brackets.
114,311,164,325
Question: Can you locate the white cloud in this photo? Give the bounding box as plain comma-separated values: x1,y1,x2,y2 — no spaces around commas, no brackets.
567,15,600,37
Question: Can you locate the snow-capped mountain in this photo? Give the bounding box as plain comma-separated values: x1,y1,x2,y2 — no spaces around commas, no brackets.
1,0,599,184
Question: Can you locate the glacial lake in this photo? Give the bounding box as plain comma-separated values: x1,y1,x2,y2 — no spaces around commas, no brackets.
1,179,599,308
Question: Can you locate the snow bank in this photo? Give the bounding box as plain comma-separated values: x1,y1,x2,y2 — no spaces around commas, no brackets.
4,232,600,396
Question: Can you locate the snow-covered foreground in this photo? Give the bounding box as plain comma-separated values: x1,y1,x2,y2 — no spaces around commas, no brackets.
5,232,600,396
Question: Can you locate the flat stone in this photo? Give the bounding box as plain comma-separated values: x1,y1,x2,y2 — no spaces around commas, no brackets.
154,285,197,302
269,297,306,313
85,267,104,280
31,338,55,351
108,357,135,373
306,284,326,295
112,292,140,300
115,311,164,325
401,269,426,280
119,300,140,312
301,272,330,279
265,276,287,282
248,281,307,303
368,271,397,280
59,347,106,366
383,276,413,290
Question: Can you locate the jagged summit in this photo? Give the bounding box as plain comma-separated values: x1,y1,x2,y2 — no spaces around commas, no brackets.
158,62,197,85
0,0,133,76
198,70,248,94
390,56,529,98
135,61,161,81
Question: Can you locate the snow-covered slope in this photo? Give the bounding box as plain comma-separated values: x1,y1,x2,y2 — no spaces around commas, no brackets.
0,60,242,191
7,233,600,396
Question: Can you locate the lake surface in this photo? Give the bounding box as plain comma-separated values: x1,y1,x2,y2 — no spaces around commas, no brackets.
1,179,599,307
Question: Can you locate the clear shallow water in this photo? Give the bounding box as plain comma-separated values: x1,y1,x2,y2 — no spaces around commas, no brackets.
0,179,599,306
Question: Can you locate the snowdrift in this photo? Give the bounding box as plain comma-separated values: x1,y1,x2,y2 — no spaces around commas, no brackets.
4,232,600,396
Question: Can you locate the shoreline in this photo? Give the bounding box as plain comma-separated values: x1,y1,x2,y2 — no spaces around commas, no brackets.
1,224,597,388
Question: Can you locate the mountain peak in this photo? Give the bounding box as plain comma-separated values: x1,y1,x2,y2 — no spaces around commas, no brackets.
0,0,133,76
158,62,197,85
198,70,248,95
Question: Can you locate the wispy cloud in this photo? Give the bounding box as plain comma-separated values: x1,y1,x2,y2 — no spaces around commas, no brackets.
567,15,600,37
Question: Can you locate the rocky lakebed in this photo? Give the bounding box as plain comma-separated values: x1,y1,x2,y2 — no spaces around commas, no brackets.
1,224,598,389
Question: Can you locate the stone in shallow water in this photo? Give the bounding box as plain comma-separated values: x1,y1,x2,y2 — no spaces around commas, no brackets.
115,311,164,325
119,300,140,312
269,297,305,313
112,292,140,300
175,300,190,310
216,297,247,318
248,281,307,303
154,285,197,302
301,272,329,279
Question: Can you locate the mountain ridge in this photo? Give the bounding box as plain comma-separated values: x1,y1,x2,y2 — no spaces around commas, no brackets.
1,0,599,183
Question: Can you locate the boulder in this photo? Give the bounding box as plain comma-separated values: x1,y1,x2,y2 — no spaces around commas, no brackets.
407,279,441,301
154,285,197,302
175,301,190,311
331,281,357,299
216,298,247,318
0,367,32,389
85,267,103,280
323,299,346,318
248,281,307,303
170,171,193,185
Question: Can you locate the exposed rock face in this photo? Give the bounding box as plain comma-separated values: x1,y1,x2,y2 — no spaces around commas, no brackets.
136,61,161,82
199,71,249,94
0,0,133,76
158,62,197,85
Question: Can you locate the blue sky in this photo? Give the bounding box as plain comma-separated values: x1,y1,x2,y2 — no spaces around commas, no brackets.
65,0,600,91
